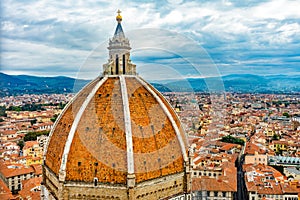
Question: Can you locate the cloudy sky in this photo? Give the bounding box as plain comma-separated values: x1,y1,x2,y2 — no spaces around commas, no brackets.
1,0,300,80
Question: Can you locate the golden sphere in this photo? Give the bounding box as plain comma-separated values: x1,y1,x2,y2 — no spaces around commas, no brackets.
116,14,122,21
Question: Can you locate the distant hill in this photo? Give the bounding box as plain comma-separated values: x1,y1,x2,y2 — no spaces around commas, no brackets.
0,72,90,97
0,72,299,96
157,74,300,93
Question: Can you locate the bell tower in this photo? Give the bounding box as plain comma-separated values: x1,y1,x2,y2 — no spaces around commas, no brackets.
103,10,136,75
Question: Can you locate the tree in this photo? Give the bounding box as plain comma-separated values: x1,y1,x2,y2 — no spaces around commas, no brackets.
272,134,280,140
8,106,21,112
30,119,37,125
283,112,290,118
221,135,245,145
17,140,25,150
58,102,66,109
0,106,7,117
24,130,50,141
50,114,59,123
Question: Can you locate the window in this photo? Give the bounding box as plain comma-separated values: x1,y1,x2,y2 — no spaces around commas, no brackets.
222,192,226,197
214,192,218,197
78,162,81,166
94,177,98,186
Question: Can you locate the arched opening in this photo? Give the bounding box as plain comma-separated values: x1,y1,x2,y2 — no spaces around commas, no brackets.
123,54,126,74
116,54,119,74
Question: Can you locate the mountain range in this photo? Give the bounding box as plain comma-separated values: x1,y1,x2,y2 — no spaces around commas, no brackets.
0,72,299,97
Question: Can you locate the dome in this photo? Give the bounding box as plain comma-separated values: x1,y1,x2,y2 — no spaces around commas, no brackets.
45,76,188,182
43,11,191,200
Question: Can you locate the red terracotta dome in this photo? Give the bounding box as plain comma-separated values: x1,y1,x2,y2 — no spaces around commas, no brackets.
44,75,188,184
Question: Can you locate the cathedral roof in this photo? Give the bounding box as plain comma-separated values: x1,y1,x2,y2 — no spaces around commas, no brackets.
44,75,188,184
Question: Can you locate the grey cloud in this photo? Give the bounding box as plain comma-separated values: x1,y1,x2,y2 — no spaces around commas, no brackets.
1,0,300,79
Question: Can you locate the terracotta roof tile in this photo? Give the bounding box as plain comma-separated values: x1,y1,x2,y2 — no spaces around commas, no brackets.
192,177,237,192
0,178,14,199
19,177,42,200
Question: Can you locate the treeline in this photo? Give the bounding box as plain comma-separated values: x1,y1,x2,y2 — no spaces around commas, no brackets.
2,102,66,113
24,130,50,141
7,104,45,112
221,135,245,145
0,106,6,117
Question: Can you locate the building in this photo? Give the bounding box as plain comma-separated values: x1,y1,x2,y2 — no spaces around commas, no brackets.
192,177,237,200
23,141,43,166
18,177,42,200
244,164,299,200
245,151,268,166
43,10,191,200
0,178,15,200
37,135,48,149
269,156,300,167
284,167,300,181
244,143,268,165
0,162,42,194
271,140,288,154
191,154,237,200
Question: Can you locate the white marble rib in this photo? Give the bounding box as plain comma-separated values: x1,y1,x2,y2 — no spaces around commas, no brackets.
58,76,108,181
119,75,135,174
43,77,100,161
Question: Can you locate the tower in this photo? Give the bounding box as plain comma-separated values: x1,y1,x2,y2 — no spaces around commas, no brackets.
103,10,136,75
43,10,191,200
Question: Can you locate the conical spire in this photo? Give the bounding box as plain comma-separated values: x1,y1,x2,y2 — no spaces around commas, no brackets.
114,10,125,38
114,22,125,38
